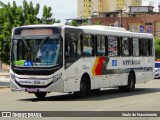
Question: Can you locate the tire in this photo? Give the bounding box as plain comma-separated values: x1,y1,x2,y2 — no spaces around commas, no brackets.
126,73,135,91
35,92,47,99
118,73,135,92
74,77,90,97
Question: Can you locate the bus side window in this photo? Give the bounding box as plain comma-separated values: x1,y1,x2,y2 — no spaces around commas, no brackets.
65,33,78,59
96,35,105,56
65,29,82,68
108,36,118,56
121,37,130,56
82,34,94,56
141,39,149,56
132,38,139,57
148,39,153,56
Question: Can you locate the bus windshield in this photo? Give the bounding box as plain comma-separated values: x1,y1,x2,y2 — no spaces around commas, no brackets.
11,36,62,67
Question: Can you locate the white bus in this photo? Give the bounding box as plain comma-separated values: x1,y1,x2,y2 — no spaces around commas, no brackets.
10,24,154,99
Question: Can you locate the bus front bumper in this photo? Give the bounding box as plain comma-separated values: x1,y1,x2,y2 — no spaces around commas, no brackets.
11,88,50,93
10,77,64,93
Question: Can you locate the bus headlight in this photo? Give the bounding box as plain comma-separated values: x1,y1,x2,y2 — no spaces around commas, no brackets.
53,73,62,83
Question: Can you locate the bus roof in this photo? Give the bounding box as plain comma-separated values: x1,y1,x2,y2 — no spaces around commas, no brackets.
78,25,126,32
77,25,153,39
13,24,153,39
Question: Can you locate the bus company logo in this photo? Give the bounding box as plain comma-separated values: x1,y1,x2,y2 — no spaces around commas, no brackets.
83,65,90,69
123,60,141,66
24,60,33,66
112,60,117,66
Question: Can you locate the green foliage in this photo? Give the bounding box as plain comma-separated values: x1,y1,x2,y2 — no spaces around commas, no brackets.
0,0,56,64
94,20,101,25
82,21,88,26
71,20,78,26
155,38,160,59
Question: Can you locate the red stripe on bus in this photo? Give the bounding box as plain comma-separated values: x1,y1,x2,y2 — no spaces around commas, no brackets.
95,57,106,75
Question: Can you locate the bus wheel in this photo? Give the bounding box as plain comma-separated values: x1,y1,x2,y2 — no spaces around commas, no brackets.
75,77,90,97
126,73,135,91
35,92,47,99
118,73,135,92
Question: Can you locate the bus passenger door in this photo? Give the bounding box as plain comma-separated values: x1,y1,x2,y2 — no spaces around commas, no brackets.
64,28,82,92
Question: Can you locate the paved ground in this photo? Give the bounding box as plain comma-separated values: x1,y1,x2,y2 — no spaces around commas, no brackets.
0,79,160,120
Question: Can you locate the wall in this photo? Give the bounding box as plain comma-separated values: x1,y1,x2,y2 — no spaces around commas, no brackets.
91,13,160,38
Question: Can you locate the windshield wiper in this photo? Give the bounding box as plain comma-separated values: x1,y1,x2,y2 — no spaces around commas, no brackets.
22,37,30,51
35,36,49,54
22,37,34,66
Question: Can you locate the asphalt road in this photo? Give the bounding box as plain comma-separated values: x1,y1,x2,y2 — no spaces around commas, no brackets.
0,79,160,120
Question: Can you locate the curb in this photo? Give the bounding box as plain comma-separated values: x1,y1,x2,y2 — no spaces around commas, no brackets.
0,75,9,78
0,86,10,88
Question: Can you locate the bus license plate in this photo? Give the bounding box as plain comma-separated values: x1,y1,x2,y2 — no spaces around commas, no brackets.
27,88,38,93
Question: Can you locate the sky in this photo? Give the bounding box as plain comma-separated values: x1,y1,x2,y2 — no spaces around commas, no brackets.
1,0,160,23
1,0,77,23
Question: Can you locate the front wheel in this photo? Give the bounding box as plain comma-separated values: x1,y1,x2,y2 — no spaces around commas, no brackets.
35,92,47,99
74,77,90,97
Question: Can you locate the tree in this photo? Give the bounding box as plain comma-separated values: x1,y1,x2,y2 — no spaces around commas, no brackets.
23,0,40,24
0,0,55,64
155,38,160,59
42,5,53,24
71,20,78,26
82,21,88,26
94,20,101,25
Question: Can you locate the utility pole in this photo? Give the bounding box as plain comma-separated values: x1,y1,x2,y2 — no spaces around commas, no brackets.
116,9,123,27
120,9,123,27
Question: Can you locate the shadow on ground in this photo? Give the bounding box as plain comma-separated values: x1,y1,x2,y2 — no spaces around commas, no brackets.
18,87,160,102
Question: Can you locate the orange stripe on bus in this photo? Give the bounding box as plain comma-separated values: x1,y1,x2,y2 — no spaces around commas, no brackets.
92,57,99,76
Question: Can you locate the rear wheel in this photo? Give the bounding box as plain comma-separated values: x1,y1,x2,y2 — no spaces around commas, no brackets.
35,92,47,99
118,73,135,92
127,73,135,91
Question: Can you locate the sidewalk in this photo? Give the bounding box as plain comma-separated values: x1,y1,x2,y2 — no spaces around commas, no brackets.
0,73,9,78
0,72,10,88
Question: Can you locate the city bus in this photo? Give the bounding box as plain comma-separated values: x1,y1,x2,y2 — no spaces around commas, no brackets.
10,24,154,99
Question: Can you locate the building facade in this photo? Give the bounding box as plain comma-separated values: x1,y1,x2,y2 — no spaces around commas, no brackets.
91,13,160,38
77,0,142,18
